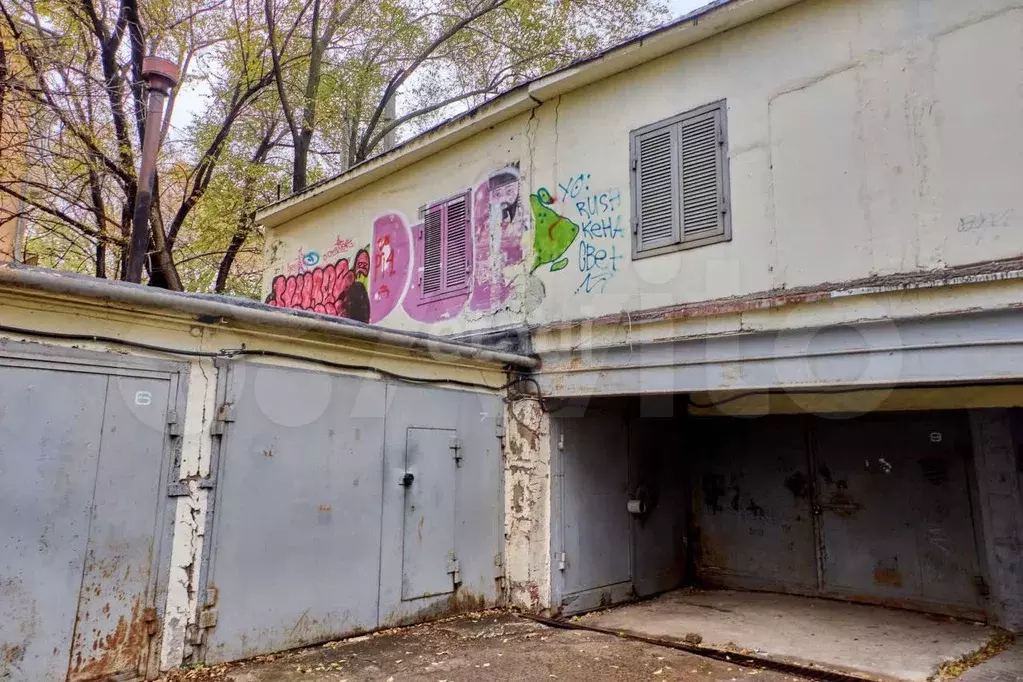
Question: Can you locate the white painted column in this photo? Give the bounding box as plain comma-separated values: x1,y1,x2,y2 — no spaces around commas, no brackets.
504,398,553,611
160,357,219,669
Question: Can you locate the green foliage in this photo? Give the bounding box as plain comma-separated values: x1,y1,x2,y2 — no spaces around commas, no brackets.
2,0,668,295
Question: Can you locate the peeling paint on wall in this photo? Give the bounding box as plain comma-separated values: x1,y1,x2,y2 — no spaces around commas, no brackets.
471,167,527,312
160,357,216,671
504,399,552,612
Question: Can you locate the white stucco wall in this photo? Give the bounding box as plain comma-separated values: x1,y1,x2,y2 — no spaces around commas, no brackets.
263,0,1023,340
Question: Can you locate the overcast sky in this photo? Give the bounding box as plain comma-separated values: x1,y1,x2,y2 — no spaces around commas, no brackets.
668,0,712,17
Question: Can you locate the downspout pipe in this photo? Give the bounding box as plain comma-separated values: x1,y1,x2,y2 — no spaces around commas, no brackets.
0,266,540,370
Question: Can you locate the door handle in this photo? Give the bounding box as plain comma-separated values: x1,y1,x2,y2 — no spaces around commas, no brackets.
400,473,415,487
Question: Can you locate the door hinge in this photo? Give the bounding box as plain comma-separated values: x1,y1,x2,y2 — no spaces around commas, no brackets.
168,476,215,496
143,607,158,636
558,552,567,571
558,432,565,451
198,608,218,630
495,413,506,440
494,553,505,580
447,558,461,585
167,411,183,438
450,436,463,467
210,403,235,436
198,586,219,629
167,482,190,497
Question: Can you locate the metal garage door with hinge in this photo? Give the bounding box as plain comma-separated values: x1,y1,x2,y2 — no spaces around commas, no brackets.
0,342,181,682
556,409,633,611
198,361,388,664
401,428,458,601
694,411,987,619
198,362,505,664
551,400,690,615
378,383,504,627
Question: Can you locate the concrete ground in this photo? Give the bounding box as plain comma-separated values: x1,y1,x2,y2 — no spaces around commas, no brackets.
159,612,816,682
956,640,1023,682
581,589,1005,682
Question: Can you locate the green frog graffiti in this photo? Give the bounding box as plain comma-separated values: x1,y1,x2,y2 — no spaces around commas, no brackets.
530,187,580,272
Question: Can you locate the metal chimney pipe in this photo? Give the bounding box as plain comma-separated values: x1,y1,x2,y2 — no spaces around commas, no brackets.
124,56,179,284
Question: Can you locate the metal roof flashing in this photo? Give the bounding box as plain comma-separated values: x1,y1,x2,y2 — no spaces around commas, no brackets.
255,0,805,229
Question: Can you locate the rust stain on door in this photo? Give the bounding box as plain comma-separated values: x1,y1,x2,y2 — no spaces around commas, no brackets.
68,595,149,682
872,561,904,587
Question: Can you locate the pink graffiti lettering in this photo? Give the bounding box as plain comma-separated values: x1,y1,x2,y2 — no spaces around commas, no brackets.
274,165,527,326
323,236,356,261
267,249,371,322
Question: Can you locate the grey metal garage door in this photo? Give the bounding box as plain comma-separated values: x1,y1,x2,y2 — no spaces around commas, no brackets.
694,411,987,619
557,405,632,607
0,345,179,682
813,412,985,618
551,399,692,615
401,428,458,601
693,415,818,595
200,362,506,663
378,383,505,627
200,362,388,663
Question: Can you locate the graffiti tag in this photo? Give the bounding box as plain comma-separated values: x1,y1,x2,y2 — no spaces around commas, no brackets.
285,236,356,275
267,249,371,322
567,182,626,295
269,165,526,325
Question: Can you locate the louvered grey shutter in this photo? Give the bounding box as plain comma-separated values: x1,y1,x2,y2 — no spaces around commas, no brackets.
634,124,680,251
632,100,729,257
443,193,470,291
421,205,443,295
680,107,725,242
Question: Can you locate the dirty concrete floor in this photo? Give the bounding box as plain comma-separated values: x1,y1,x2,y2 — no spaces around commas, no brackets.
161,612,817,682
956,639,1023,682
581,589,1002,682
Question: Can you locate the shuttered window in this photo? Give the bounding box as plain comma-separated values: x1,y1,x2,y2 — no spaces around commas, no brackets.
422,206,443,295
631,100,730,258
417,191,471,302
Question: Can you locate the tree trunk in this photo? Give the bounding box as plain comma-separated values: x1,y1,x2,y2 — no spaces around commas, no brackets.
215,213,253,293
141,179,183,290
292,130,312,192
216,124,278,292
95,241,106,278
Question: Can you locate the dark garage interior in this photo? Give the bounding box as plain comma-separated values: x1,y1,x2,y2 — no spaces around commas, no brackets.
548,393,1020,625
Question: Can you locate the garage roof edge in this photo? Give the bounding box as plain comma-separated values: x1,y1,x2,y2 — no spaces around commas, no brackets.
0,265,539,371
